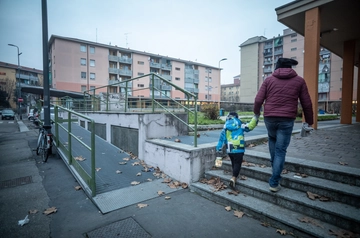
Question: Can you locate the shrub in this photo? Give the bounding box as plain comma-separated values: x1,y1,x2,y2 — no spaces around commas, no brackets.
201,104,219,120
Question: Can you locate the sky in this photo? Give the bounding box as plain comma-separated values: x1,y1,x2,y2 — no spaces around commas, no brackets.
0,0,293,85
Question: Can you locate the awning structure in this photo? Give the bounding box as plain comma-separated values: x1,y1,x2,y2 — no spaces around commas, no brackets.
276,0,360,127
20,83,85,99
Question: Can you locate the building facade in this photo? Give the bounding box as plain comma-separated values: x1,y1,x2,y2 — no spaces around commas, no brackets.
0,61,42,109
221,75,240,102
239,28,358,112
49,35,221,102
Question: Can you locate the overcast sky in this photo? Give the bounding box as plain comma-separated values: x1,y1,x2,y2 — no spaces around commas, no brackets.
0,0,292,84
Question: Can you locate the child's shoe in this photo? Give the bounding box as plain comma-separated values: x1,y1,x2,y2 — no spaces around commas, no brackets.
229,176,236,189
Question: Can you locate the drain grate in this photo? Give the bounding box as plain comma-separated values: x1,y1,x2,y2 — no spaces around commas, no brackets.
85,217,151,238
0,176,33,189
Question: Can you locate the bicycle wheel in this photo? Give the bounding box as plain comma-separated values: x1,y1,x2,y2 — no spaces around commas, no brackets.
41,136,49,162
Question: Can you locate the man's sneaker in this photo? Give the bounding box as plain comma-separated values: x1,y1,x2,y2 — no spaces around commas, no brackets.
229,177,236,189
269,185,281,192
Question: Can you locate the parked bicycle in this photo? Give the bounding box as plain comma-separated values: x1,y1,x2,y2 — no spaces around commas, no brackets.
36,124,53,162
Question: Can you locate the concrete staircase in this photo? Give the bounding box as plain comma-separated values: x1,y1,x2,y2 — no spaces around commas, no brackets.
190,150,360,238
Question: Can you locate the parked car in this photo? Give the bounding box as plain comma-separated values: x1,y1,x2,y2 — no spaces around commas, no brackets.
2,109,15,120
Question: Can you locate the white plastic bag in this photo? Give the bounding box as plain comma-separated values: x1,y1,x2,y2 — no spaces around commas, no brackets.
18,215,29,226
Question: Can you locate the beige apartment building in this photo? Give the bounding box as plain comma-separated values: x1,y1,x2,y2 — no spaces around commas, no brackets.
0,61,43,109
49,35,221,102
239,28,358,112
221,75,240,102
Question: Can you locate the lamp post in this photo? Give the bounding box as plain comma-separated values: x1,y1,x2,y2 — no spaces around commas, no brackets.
218,58,227,107
8,44,22,119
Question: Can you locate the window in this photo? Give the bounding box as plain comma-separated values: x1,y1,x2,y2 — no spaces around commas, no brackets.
90,46,95,54
81,85,86,92
81,72,86,79
291,39,297,42
90,86,95,91
291,47,297,51
137,84,144,87
175,97,180,100
205,77,212,82
175,67,180,71
81,58,86,66
138,61,144,65
90,59,95,67
138,72,144,76
80,45,86,52
90,73,95,80
53,56,55,64
54,70,56,78
291,34,297,38
175,77,180,81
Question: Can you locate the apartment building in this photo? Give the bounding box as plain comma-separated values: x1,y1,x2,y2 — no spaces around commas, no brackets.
221,75,240,102
49,35,221,102
239,28,358,112
0,61,42,109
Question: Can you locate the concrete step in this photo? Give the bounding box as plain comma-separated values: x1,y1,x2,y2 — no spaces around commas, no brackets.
203,169,360,234
220,160,360,208
190,182,343,238
243,150,360,186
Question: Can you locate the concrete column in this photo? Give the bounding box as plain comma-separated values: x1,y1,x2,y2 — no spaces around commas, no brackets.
340,40,355,124
304,8,321,129
356,54,360,122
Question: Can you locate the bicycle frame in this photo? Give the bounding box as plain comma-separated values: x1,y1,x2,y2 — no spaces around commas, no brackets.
36,125,53,162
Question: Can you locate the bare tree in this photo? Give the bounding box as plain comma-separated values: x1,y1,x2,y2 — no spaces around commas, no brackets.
0,77,16,103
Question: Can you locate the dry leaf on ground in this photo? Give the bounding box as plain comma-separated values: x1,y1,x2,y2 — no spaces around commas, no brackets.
74,186,82,190
116,170,122,174
174,139,181,142
132,162,140,166
96,168,101,172
295,173,308,178
147,178,152,182
242,161,255,167
74,156,85,161
119,162,127,165
338,161,348,166
298,217,324,228
162,178,172,183
234,210,244,218
165,196,171,200
247,143,255,147
181,183,188,189
157,190,165,196
276,229,287,235
29,210,38,214
131,181,140,186
260,164,267,168
329,229,357,238
225,206,231,211
282,169,289,174
136,172,141,176
123,158,130,161
137,203,148,208
261,222,270,227
43,207,57,215
240,175,247,180
307,191,320,200
319,196,330,202
228,190,240,196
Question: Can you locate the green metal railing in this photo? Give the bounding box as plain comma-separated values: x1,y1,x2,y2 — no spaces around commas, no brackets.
84,73,199,147
53,105,97,196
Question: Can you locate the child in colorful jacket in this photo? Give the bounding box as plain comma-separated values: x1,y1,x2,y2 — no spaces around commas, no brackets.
216,112,258,189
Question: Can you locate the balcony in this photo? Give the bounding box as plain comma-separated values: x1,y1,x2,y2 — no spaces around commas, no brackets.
263,60,273,65
161,85,172,91
264,43,273,49
119,81,132,88
108,79,118,85
185,87,195,93
118,69,132,77
161,64,172,71
185,69,194,74
193,88,199,93
150,62,161,68
263,51,272,56
274,49,283,55
193,78,199,84
108,68,118,74
119,57,132,64
159,74,172,81
263,68,272,73
108,55,118,62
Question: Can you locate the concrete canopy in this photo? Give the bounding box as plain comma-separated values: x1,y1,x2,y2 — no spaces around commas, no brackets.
276,0,360,67
20,83,85,99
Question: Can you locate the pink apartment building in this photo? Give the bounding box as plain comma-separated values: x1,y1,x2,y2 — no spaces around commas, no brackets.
49,35,221,102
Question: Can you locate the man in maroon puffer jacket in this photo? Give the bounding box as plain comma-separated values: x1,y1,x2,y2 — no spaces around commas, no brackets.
253,58,313,192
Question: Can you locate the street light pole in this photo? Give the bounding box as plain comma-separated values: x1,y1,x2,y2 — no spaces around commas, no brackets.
218,58,227,107
8,44,22,119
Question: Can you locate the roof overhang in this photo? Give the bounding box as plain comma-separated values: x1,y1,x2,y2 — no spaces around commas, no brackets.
20,84,85,99
276,0,360,66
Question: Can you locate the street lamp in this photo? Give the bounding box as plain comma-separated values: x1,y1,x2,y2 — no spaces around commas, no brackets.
218,58,227,107
8,44,22,120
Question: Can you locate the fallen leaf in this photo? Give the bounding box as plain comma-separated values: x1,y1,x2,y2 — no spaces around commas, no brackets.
95,168,101,172
119,162,127,165
74,156,85,161
307,191,320,200
338,161,348,166
260,164,267,168
240,175,247,180
319,196,330,202
157,190,165,196
174,139,181,142
295,173,308,178
165,196,171,200
282,169,289,174
168,183,177,189
137,203,148,208
132,162,140,166
298,217,324,228
123,157,130,161
147,178,152,182
43,207,57,215
29,209,38,214
74,186,82,190
276,229,287,235
242,161,255,167
131,181,140,186
116,170,122,174
162,178,172,183
181,183,188,189
225,206,231,211
234,210,244,218
247,143,255,147
228,190,240,196
261,222,270,227
136,172,141,176
329,229,357,237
